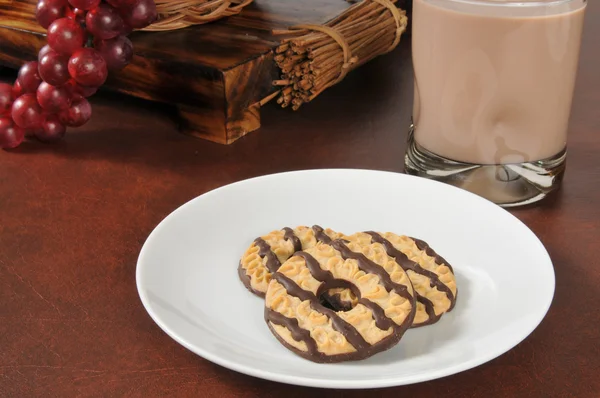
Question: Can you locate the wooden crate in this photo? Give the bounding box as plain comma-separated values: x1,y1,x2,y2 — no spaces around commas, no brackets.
0,0,411,144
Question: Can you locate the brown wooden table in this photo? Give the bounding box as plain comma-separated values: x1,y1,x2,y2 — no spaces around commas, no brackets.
1,2,599,396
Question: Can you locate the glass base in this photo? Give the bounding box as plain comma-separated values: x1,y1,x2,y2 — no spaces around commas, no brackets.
404,127,566,207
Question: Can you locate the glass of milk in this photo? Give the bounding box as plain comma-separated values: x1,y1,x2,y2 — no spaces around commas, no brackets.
404,0,587,207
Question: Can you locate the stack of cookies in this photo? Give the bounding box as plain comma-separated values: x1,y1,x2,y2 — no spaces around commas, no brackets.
238,225,458,363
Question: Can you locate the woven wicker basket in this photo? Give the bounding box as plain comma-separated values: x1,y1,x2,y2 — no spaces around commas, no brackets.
146,0,253,31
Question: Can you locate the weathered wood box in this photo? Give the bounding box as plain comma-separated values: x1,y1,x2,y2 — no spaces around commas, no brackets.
0,0,411,144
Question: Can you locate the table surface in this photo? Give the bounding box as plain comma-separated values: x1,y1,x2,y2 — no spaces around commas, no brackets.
1,2,599,397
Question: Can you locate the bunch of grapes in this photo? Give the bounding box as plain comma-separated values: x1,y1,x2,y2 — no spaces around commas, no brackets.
0,0,157,149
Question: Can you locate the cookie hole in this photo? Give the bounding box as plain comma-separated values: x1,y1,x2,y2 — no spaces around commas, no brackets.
319,288,358,312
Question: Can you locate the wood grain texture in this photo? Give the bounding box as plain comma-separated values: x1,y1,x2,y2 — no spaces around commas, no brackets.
0,0,402,144
224,52,277,142
178,106,228,143
0,1,598,397
0,0,41,33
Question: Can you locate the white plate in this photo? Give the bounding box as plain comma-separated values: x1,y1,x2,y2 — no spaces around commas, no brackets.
136,169,555,389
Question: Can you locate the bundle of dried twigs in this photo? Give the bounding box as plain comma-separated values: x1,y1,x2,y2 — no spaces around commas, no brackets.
269,0,407,110
143,0,253,31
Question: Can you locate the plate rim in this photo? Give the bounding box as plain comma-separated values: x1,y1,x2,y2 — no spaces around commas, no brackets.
136,168,556,389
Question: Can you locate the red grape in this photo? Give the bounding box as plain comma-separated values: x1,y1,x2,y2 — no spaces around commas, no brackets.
36,0,68,29
66,80,98,100
68,48,108,87
38,49,71,86
47,18,86,55
65,7,86,25
12,81,23,98
67,0,100,10
76,85,97,98
0,118,26,149
37,82,72,112
0,83,13,115
36,115,67,142
95,35,133,71
120,0,157,29
18,61,43,93
59,98,91,127
11,94,45,129
38,44,53,62
7,0,142,148
86,4,124,40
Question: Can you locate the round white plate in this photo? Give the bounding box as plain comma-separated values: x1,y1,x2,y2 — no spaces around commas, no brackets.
136,169,555,389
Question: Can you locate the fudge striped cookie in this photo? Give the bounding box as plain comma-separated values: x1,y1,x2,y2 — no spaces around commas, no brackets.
264,239,416,362
346,232,457,327
238,225,344,297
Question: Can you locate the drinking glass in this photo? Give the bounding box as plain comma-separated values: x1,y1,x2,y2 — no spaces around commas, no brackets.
405,0,587,207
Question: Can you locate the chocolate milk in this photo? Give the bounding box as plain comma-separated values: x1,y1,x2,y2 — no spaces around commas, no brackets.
412,0,586,165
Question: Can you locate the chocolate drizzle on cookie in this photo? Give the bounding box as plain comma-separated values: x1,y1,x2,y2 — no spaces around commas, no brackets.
272,269,369,352
330,240,414,303
251,226,332,277
295,252,395,331
321,290,355,312
254,238,281,273
240,226,346,298
266,247,417,363
283,227,302,252
266,308,318,353
414,293,442,328
412,237,454,273
312,225,333,244
365,232,456,315
295,251,330,282
238,260,266,298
